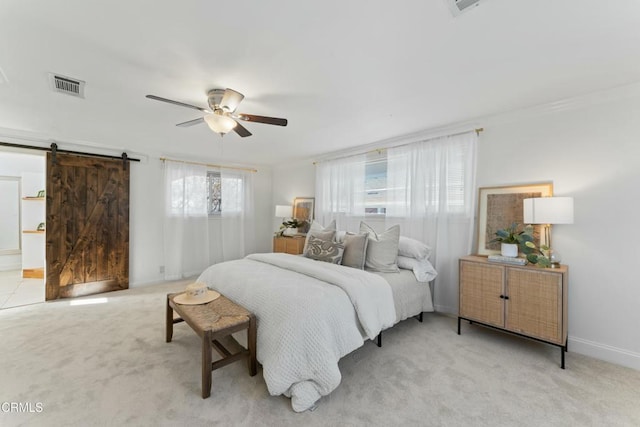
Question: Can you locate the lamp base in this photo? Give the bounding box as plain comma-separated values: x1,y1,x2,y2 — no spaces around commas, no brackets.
550,262,561,268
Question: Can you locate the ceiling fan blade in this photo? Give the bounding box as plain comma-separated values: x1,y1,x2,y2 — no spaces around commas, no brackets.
220,88,244,113
146,95,210,113
236,114,288,126
233,121,252,137
176,117,204,127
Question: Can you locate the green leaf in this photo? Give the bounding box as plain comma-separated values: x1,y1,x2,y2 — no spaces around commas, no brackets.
527,254,539,263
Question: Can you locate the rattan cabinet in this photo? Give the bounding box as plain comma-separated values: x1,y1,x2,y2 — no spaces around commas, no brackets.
457,255,569,368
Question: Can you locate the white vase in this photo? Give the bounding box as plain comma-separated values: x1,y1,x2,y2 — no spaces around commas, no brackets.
283,227,298,236
501,243,518,257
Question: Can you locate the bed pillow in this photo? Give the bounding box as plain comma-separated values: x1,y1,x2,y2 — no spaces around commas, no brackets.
397,255,438,282
304,234,344,264
304,220,337,251
398,236,432,260
359,222,400,272
340,232,369,269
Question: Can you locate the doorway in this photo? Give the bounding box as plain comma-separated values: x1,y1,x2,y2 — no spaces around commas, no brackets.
0,150,46,309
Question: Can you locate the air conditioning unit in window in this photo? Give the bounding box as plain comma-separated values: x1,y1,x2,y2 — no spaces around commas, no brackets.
445,0,483,16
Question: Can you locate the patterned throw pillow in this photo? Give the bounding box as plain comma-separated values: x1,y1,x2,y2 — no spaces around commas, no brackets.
304,235,344,264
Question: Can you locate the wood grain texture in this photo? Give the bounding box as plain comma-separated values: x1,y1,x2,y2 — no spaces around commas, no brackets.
46,153,130,300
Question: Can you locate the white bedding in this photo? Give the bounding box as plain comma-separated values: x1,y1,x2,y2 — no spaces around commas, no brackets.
198,253,433,412
197,252,396,412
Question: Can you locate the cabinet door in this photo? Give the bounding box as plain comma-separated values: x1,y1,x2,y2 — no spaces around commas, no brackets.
459,261,505,328
505,268,563,344
285,238,305,255
273,237,286,253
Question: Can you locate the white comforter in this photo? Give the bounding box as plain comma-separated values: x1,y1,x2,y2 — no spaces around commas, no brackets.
197,253,396,412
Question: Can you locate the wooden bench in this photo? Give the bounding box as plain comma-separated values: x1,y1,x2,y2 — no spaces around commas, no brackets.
166,292,257,398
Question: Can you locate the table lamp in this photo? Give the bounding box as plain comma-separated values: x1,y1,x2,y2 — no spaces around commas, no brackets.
523,197,574,267
275,205,292,224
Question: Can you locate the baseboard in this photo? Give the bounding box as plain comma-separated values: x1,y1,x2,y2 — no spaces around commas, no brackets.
434,304,456,314
569,336,640,371
0,263,21,272
22,268,44,278
434,304,640,371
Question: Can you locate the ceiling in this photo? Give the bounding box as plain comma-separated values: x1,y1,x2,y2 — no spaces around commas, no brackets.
0,0,639,166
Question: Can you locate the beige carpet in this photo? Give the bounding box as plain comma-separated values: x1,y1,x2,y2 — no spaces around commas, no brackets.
1,279,639,427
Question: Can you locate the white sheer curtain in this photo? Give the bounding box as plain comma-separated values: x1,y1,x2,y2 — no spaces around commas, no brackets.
315,131,477,313
315,153,367,231
386,131,478,312
209,169,256,263
163,161,255,280
163,161,210,280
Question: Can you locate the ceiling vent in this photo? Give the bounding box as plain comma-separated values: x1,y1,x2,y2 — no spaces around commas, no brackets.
49,73,85,98
445,0,483,16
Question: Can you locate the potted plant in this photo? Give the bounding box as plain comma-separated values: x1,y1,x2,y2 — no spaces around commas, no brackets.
489,222,534,257
522,240,552,268
279,218,303,236
489,223,552,267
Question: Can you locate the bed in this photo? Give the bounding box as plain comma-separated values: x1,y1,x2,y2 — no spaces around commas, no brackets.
196,248,435,412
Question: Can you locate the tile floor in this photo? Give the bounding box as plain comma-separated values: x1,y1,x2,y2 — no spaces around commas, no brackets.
0,269,45,309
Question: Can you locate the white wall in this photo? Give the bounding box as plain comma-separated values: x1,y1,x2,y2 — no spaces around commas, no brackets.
271,162,315,233
478,92,640,370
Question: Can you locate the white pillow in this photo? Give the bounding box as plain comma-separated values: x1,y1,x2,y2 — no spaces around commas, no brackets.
397,255,438,282
398,236,432,260
359,222,400,273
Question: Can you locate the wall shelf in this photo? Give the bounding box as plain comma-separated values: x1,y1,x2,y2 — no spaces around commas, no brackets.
22,197,45,201
23,230,45,234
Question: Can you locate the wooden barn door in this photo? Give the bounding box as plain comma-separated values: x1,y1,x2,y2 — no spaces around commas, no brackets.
45,153,130,300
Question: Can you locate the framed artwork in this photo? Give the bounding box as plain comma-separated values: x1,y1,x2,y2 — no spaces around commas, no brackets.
476,183,553,256
293,197,315,234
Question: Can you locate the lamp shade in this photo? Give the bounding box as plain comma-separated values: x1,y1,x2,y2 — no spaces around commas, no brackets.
204,113,237,135
275,205,292,218
523,197,574,224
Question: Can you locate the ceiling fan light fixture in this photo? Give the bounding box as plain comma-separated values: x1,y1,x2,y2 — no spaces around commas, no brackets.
204,113,237,136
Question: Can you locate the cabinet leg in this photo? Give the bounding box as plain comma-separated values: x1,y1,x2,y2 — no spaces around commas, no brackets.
561,346,565,369
457,317,461,335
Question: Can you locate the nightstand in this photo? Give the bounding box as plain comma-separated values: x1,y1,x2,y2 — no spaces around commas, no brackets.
458,255,569,368
273,236,305,255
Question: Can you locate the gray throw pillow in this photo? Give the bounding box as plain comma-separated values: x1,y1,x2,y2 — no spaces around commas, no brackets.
359,222,400,272
304,235,344,264
340,232,369,269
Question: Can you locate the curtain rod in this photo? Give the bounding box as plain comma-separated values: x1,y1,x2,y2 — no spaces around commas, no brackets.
0,141,141,162
160,157,258,173
313,127,484,165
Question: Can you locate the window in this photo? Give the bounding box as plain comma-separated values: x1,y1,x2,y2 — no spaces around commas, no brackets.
364,158,387,215
169,174,207,216
168,170,244,216
362,142,470,216
207,171,221,215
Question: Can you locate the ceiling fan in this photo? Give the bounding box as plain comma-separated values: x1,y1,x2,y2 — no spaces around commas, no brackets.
145,88,288,137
